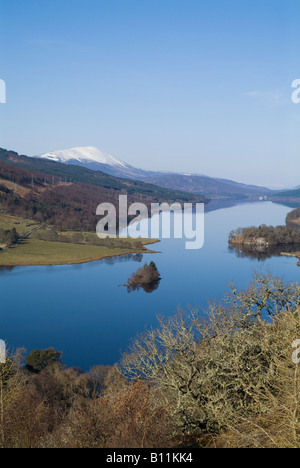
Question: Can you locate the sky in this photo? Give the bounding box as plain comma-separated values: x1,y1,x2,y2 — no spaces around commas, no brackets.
0,0,299,188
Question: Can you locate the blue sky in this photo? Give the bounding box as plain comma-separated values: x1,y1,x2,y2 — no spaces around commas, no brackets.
0,0,299,188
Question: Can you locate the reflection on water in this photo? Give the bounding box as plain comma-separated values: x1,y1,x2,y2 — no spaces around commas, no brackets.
0,252,145,273
205,198,257,213
0,265,15,275
102,252,144,266
229,243,300,263
126,279,161,294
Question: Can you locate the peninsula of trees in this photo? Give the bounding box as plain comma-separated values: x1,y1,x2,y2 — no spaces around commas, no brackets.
229,206,300,248
229,224,300,247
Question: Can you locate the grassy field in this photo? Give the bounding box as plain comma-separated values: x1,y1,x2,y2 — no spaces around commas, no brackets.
0,213,159,266
0,213,40,234
0,237,159,266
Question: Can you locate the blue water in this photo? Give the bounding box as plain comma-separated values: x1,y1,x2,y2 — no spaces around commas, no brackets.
0,201,299,370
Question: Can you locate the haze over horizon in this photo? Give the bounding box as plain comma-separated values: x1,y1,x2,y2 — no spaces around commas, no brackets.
0,0,299,188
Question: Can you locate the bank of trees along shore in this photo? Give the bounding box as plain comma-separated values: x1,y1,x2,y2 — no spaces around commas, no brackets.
2,273,300,448
229,206,300,247
229,224,300,246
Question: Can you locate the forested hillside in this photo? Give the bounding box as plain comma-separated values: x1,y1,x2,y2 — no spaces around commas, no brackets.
0,148,207,231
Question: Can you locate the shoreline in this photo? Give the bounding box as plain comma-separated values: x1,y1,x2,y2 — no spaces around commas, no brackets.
0,239,161,267
281,251,300,264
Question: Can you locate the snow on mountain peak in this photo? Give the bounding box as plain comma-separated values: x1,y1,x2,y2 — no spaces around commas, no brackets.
39,146,127,168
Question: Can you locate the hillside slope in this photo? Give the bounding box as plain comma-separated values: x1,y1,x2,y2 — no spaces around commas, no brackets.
0,148,207,231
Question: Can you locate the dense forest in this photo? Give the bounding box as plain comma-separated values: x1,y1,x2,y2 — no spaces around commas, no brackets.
1,273,300,448
0,149,207,232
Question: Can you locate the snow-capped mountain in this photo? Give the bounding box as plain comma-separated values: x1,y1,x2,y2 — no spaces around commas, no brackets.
39,146,127,168
37,146,271,198
38,146,158,180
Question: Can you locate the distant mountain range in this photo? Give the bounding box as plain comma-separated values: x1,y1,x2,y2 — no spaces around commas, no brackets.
38,146,272,199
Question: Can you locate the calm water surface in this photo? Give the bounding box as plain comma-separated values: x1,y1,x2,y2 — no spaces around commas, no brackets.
0,201,299,369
